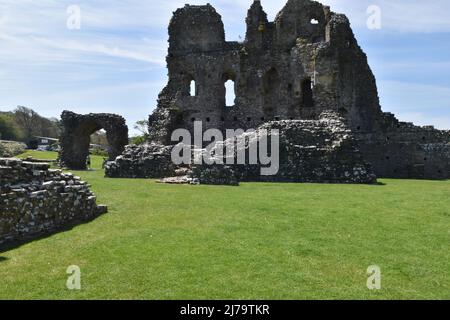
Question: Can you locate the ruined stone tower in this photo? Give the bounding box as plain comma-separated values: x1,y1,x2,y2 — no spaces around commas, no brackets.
149,0,383,142
108,0,450,181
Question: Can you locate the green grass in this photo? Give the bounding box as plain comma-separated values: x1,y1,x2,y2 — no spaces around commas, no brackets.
18,150,59,161
1,150,449,299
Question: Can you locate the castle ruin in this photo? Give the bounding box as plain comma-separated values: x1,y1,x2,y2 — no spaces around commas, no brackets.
0,158,107,245
59,111,129,170
106,0,450,183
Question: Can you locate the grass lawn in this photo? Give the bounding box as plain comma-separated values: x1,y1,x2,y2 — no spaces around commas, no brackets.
0,150,449,299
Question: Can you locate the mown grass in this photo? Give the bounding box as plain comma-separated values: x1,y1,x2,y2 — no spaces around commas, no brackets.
0,150,449,299
18,150,58,161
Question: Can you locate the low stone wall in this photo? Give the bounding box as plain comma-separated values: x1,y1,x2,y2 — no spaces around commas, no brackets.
0,158,107,246
105,113,377,185
105,144,178,178
193,112,377,184
356,113,450,179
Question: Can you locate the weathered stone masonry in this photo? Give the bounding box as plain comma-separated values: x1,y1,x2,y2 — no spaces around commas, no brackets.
202,112,378,184
0,158,107,245
59,111,129,170
148,0,383,143
107,0,450,182
106,112,377,185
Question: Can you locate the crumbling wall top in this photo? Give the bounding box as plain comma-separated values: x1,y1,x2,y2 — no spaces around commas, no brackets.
168,4,226,55
274,0,329,46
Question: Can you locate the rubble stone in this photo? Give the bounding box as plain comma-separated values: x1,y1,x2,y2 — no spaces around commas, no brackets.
105,144,178,178
107,0,450,182
107,113,376,185
0,158,107,245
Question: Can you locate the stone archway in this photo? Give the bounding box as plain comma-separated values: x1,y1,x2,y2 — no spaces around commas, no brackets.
59,111,129,170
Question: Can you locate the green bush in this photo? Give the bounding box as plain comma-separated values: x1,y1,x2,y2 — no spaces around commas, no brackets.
130,135,148,145
0,113,24,141
0,141,27,157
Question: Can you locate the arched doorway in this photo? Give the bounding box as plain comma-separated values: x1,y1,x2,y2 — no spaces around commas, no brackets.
225,79,236,107
222,71,237,108
59,111,129,170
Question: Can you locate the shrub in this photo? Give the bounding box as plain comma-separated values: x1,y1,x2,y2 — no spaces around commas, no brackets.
0,141,27,157
130,135,148,146
0,113,24,141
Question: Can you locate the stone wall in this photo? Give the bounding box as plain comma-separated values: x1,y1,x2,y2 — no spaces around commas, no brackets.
142,0,450,181
192,112,377,184
105,144,178,179
0,158,107,245
148,0,383,144
356,113,450,179
106,113,377,185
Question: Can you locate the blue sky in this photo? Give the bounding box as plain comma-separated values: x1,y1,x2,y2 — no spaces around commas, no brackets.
1,0,450,135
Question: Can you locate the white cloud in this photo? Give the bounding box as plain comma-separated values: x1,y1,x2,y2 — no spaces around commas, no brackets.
0,0,168,67
1,0,450,132
319,0,450,33
254,0,450,34
32,37,166,65
2,0,450,69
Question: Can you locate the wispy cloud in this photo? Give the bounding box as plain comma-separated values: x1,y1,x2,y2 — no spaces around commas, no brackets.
1,0,450,133
319,0,450,33
31,37,165,65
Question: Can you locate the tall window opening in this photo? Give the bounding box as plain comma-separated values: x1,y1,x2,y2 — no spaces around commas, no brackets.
263,67,280,115
301,78,314,108
190,80,196,96
225,79,236,107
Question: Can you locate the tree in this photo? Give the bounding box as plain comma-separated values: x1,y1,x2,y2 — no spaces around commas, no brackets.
11,106,60,143
0,113,23,141
39,117,60,138
13,106,41,142
131,119,149,145
134,119,149,136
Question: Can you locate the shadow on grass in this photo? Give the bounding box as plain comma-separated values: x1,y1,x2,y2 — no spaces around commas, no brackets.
0,214,105,255
379,177,450,182
239,180,388,186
